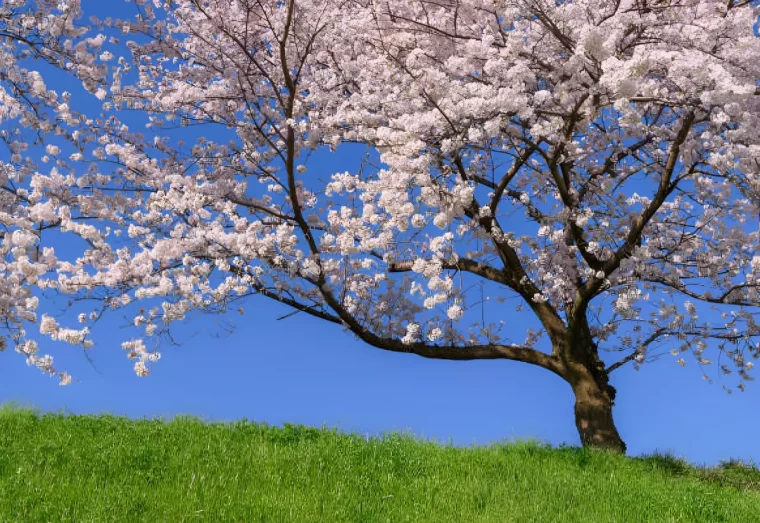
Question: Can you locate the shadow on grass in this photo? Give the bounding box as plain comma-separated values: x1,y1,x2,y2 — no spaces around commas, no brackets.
636,452,760,494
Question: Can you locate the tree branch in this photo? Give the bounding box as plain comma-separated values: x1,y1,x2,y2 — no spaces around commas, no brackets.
386,257,508,286
489,145,536,214
606,328,667,373
380,340,565,378
581,111,696,299
253,285,342,325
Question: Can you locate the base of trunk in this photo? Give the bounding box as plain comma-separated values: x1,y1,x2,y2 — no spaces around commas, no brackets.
573,378,626,453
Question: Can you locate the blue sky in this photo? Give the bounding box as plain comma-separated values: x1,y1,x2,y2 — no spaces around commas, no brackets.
3,293,758,466
1,0,759,467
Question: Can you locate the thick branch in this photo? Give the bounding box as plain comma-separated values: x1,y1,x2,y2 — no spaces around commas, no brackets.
448,156,566,338
386,257,508,286
383,341,565,378
581,111,696,299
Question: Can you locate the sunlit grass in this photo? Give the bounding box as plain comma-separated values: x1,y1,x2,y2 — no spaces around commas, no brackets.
1,404,758,522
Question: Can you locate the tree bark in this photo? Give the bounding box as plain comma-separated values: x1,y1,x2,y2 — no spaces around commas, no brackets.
570,370,626,453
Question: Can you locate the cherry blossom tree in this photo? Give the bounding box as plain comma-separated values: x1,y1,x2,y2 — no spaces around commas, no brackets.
7,0,760,452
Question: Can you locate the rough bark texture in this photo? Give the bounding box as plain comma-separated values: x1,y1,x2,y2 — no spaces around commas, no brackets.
552,312,626,453
570,371,626,453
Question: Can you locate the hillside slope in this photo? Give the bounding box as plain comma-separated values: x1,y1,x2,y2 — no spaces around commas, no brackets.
1,408,758,522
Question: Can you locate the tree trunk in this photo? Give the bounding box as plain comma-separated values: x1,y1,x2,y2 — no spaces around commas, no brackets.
571,372,626,453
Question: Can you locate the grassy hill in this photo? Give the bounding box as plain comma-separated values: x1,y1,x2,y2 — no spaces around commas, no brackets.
1,406,758,522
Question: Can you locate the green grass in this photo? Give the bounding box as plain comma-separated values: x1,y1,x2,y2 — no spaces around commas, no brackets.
0,405,758,522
